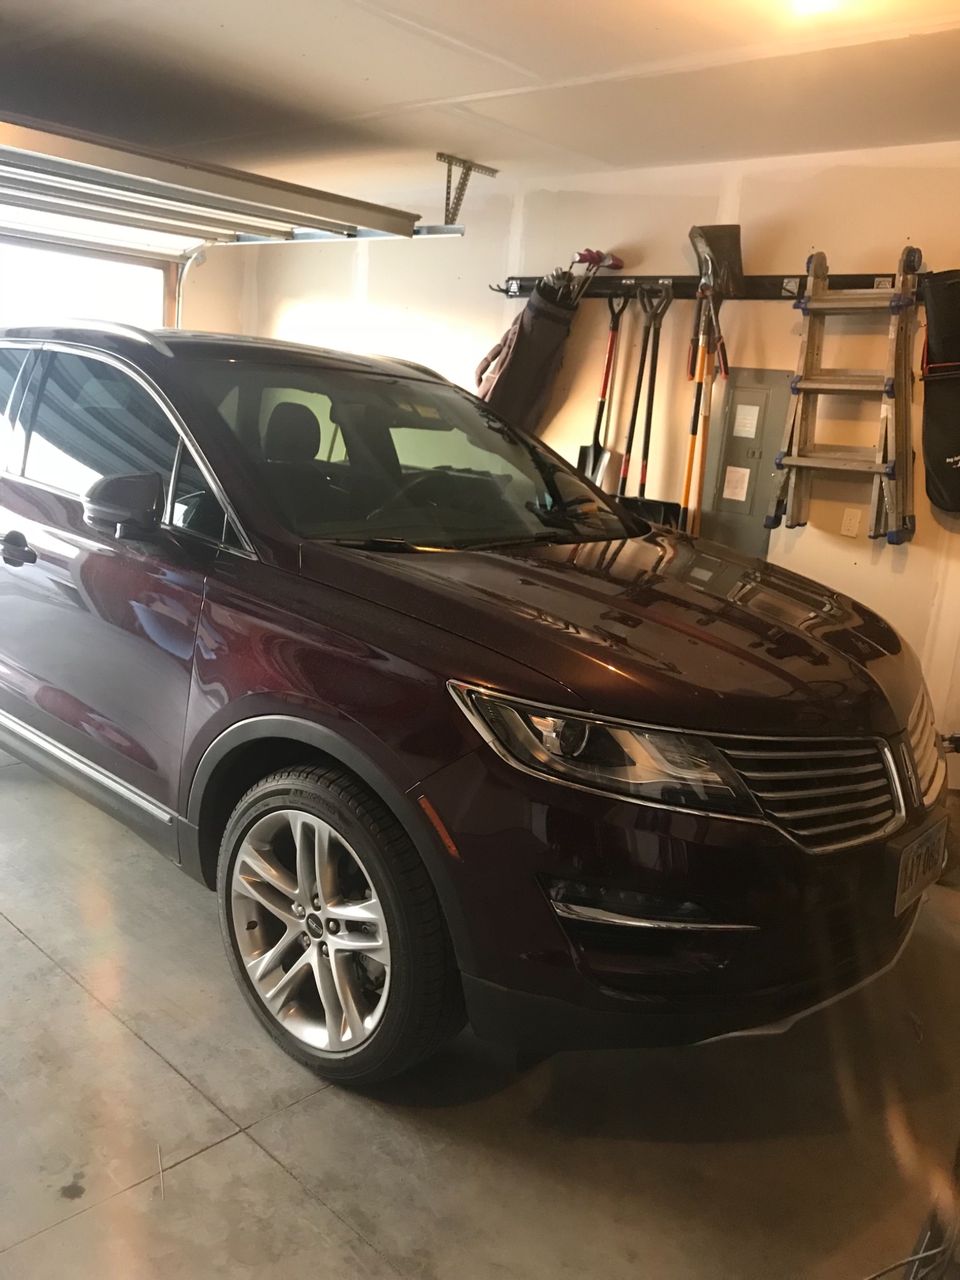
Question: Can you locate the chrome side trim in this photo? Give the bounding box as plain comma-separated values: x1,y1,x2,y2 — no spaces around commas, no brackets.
0,708,175,825
552,901,759,932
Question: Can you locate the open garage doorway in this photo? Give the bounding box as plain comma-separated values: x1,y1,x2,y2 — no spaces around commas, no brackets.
0,240,164,329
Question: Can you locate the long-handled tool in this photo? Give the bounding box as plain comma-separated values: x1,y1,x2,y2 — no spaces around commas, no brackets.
617,282,674,497
616,287,654,497
678,225,742,534
578,294,629,479
678,297,710,532
691,347,718,538
635,280,673,498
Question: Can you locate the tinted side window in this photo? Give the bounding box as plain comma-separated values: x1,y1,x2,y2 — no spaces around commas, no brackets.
172,449,229,543
24,353,180,498
0,346,31,476
0,346,28,417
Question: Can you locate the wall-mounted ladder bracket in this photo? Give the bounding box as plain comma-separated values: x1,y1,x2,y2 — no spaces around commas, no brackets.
436,153,498,227
765,245,922,545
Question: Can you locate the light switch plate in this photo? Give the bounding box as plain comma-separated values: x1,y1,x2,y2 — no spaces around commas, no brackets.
840,508,861,538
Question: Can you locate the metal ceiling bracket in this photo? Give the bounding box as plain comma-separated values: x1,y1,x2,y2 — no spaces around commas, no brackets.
436,153,498,227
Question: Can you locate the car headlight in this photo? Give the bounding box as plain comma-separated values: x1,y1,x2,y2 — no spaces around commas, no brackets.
449,682,757,816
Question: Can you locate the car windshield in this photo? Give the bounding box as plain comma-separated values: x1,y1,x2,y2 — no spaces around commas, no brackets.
184,357,636,549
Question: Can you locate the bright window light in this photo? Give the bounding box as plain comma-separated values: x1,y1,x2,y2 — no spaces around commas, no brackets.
792,0,839,14
0,203,202,258
0,241,164,329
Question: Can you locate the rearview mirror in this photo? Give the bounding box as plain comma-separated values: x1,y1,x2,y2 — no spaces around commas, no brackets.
83,472,164,539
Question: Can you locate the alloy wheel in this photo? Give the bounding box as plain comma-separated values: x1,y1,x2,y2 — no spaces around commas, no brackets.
230,808,391,1052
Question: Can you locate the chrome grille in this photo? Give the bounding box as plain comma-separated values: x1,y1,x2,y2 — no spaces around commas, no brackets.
716,737,901,853
906,686,946,806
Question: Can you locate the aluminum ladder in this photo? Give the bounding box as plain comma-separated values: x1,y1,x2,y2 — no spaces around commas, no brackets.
765,244,922,544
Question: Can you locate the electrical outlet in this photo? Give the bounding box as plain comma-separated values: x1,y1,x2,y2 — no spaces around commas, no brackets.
840,508,861,538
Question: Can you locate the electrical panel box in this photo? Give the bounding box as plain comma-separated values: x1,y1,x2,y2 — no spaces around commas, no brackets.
700,367,793,559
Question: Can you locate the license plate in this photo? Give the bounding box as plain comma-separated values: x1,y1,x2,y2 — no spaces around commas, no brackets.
895,819,948,915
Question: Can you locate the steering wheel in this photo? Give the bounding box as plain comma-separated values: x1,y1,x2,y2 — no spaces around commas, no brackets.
365,472,448,523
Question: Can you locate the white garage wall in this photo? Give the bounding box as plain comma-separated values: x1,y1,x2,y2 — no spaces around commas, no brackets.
510,140,960,748
181,197,516,388
181,139,960,744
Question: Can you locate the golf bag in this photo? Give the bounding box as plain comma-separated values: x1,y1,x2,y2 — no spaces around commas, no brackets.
921,270,960,514
476,284,576,437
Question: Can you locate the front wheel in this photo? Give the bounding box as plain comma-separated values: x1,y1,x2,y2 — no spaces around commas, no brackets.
217,763,464,1084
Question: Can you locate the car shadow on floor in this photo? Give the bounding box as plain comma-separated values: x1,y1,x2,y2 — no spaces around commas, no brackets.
361,902,960,1149
253,905,960,1280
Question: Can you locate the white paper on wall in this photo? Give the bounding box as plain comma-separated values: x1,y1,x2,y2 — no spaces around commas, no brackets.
733,403,760,439
722,465,751,503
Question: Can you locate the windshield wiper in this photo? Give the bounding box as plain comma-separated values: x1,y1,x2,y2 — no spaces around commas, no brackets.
328,537,427,553
466,531,575,551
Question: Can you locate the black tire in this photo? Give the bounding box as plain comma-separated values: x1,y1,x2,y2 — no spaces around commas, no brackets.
216,762,465,1084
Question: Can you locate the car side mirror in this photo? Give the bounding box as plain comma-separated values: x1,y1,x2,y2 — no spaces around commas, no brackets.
83,472,164,539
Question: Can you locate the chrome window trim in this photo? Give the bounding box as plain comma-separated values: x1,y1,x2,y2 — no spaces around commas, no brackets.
167,434,256,561
0,707,176,826
19,341,259,559
6,472,257,565
448,680,910,854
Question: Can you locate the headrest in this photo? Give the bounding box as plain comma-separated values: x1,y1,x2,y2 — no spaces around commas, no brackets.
264,402,321,463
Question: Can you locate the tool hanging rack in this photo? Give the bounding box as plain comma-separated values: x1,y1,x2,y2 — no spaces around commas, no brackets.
493,271,927,302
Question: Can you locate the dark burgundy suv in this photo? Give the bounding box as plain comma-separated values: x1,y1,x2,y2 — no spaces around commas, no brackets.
0,324,949,1082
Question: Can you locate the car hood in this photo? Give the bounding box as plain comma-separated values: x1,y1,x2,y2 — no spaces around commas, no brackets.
300,530,919,738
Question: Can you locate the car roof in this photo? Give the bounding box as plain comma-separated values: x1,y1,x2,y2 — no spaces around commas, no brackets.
0,322,443,381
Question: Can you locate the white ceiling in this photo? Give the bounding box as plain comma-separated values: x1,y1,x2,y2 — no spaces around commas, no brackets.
1,0,960,210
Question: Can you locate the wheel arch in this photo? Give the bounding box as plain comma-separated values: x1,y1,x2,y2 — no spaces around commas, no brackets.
180,715,475,970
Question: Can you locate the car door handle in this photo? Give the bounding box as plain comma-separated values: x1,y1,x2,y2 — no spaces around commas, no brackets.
2,530,38,567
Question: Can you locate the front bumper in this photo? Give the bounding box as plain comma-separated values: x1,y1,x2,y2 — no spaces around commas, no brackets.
417,748,947,1050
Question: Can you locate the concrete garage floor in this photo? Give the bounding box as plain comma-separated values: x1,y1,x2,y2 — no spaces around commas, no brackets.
1,751,959,1280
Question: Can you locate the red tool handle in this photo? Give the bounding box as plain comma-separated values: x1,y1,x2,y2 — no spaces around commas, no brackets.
598,325,618,399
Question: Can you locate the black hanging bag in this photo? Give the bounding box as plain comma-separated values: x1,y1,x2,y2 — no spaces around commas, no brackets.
921,270,960,514
475,284,576,437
